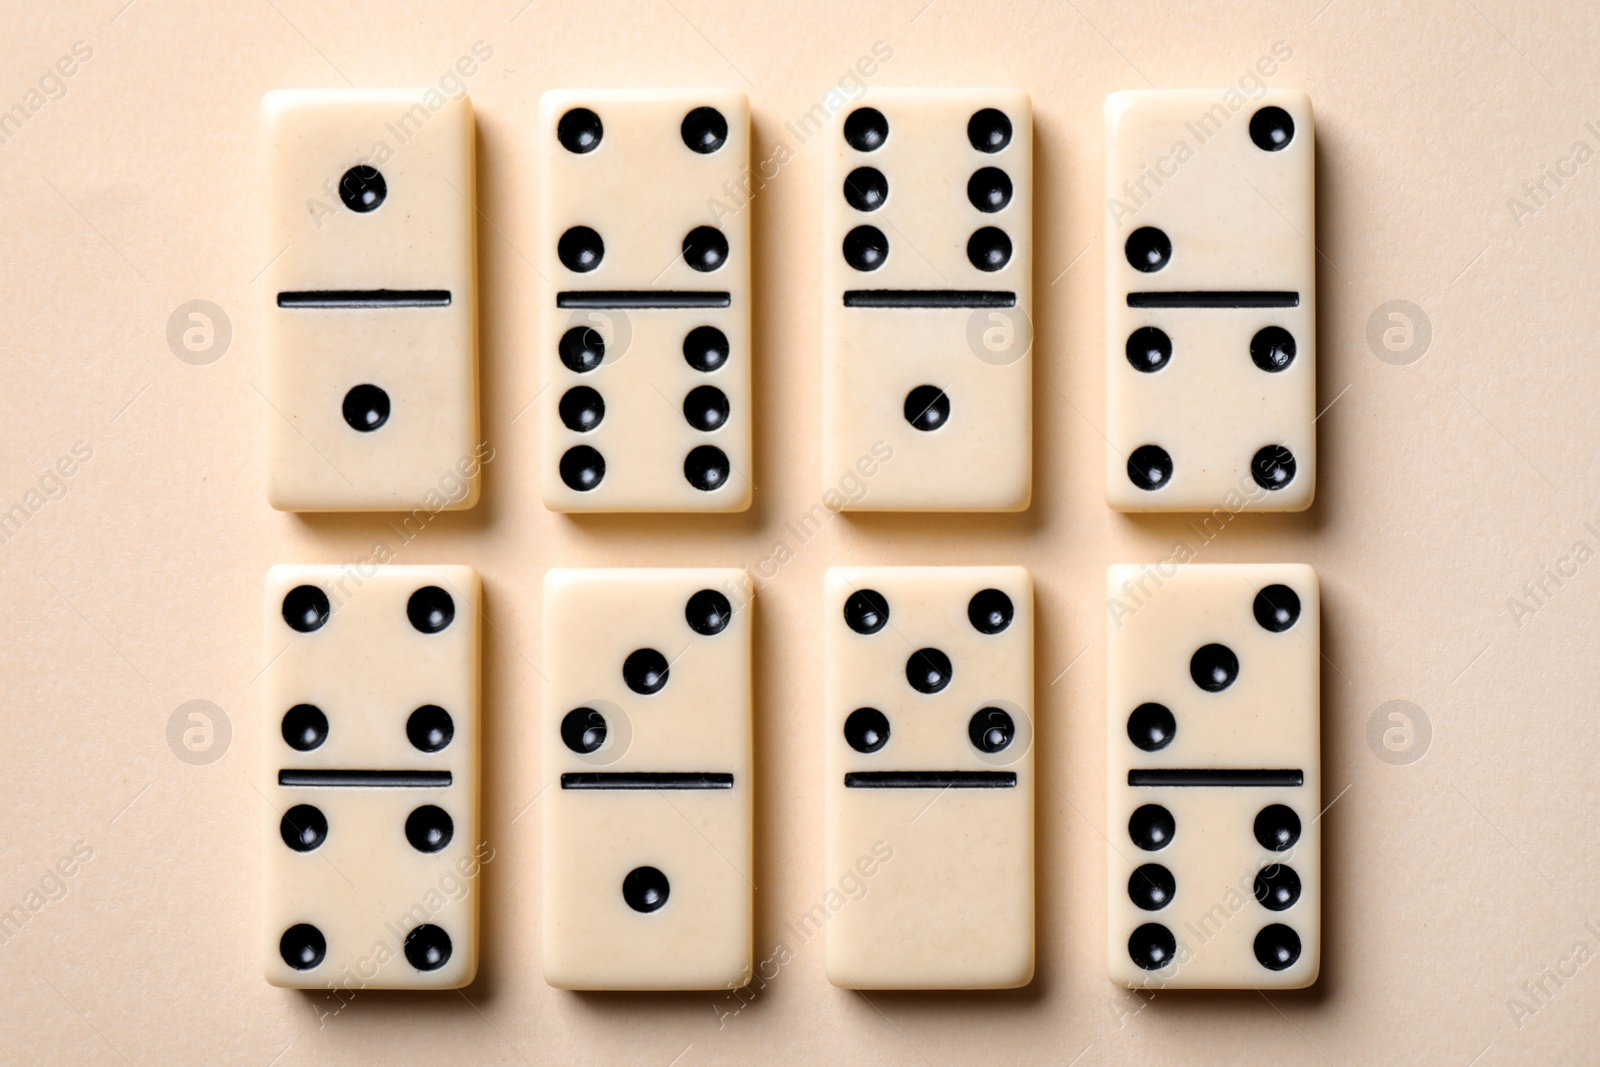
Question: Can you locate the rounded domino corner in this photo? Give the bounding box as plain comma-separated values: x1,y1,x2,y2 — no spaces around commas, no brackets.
450,474,483,512
441,950,480,991
1286,951,1321,990
992,950,1036,991
714,478,754,514
1280,480,1316,513
1000,479,1032,513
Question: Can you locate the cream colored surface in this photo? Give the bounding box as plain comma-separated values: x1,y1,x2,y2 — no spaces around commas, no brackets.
262,91,480,512
824,567,1034,988
1104,89,1315,512
541,568,753,989
822,90,1033,511
539,90,753,512
1105,563,1319,988
261,564,481,990
8,2,1600,1062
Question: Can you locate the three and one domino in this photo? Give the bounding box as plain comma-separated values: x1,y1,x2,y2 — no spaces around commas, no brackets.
258,86,1322,992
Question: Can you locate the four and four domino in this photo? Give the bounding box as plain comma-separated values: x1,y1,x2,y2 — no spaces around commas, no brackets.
260,87,1320,991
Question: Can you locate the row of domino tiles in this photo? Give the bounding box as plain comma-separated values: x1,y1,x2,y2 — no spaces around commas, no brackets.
264,562,1319,992
262,86,1315,516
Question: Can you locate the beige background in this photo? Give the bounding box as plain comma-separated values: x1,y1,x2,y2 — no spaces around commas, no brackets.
1,0,1596,1063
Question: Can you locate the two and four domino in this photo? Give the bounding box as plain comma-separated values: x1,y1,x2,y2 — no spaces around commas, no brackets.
258,87,1320,991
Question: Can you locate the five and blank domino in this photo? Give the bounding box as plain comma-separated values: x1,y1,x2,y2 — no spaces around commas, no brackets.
824,566,1034,988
